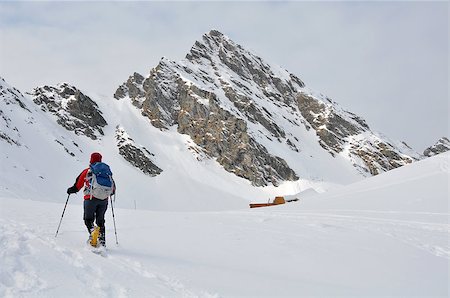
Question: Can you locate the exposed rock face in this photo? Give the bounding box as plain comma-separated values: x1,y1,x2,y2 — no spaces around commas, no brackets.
115,126,162,176
297,93,367,152
176,89,297,186
117,61,298,185
297,93,416,174
29,84,107,140
115,30,420,185
114,72,146,108
424,137,450,157
345,136,416,175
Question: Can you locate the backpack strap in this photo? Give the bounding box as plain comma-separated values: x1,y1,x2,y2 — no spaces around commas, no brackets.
85,166,94,200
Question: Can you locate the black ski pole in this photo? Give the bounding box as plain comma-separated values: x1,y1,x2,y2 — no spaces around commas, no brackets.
110,196,119,245
55,194,70,238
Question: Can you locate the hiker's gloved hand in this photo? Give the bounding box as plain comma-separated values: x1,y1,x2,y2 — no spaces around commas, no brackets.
67,186,78,194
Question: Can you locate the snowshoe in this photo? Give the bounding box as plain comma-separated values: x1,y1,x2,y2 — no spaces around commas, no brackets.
89,226,101,247
91,244,107,257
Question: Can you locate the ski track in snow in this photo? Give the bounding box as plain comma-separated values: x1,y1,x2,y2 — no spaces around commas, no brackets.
0,219,47,297
0,201,448,297
235,210,450,260
0,218,217,298
48,244,129,298
110,256,218,298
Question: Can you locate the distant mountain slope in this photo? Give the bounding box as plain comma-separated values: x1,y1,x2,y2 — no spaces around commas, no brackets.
424,137,450,157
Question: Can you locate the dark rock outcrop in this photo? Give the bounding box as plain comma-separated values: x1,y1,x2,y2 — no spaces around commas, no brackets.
115,126,162,176
29,84,107,140
135,65,298,186
424,137,450,157
114,72,146,108
296,93,415,174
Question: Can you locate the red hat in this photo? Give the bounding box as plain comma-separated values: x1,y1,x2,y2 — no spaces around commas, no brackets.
90,152,102,164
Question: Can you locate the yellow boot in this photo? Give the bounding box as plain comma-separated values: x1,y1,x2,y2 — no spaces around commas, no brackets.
89,226,101,247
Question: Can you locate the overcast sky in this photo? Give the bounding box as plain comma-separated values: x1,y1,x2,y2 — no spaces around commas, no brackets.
0,1,448,152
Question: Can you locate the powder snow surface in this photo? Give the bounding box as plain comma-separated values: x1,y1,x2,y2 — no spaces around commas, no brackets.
1,153,448,297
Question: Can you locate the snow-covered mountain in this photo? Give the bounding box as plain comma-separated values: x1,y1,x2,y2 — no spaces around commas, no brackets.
1,30,422,210
424,137,450,157
0,77,260,211
115,30,420,186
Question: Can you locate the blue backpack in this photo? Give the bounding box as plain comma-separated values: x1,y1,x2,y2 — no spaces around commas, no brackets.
87,162,114,200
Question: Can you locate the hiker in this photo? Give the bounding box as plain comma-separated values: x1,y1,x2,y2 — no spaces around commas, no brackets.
67,152,115,247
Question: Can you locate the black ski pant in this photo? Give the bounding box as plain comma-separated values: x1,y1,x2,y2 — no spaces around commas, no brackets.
83,198,108,239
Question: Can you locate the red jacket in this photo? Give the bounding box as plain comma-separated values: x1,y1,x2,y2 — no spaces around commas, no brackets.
74,168,93,200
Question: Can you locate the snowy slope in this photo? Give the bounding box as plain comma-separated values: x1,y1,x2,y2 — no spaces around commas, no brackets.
1,77,306,211
290,150,449,214
1,152,448,297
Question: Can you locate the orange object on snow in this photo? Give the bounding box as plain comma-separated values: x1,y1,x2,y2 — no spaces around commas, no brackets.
249,196,286,208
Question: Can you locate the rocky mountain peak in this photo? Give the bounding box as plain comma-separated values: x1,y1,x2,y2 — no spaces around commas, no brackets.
186,30,230,62
424,137,450,157
187,30,305,95
114,30,420,185
29,83,107,140
189,29,252,62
